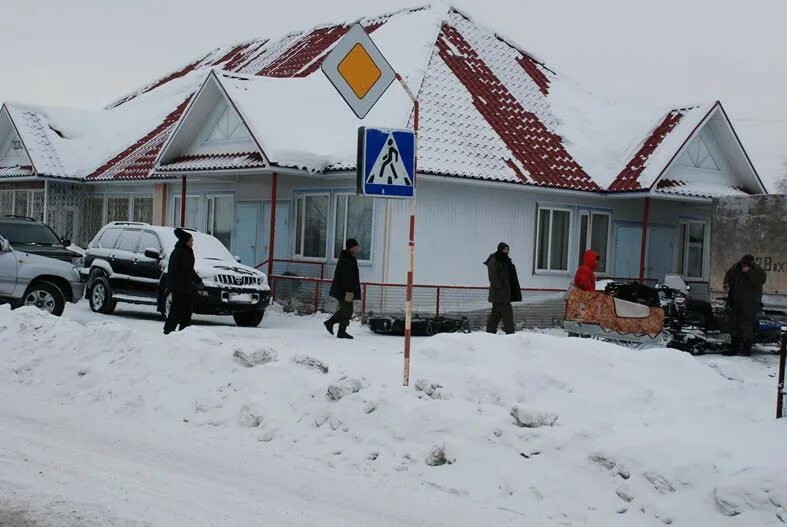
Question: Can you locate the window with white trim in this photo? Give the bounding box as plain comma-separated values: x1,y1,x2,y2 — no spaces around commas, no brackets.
294,194,329,259
171,196,200,229
676,221,707,280
578,211,611,274
536,206,571,272
106,196,131,224
206,195,234,250
333,194,373,261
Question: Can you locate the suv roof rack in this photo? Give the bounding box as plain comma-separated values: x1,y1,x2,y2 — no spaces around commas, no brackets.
107,221,150,226
1,215,37,221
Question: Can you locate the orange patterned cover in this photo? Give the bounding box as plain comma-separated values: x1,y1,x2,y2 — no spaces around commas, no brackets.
565,288,665,337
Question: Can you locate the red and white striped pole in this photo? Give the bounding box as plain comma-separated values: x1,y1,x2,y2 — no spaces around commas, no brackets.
396,73,418,387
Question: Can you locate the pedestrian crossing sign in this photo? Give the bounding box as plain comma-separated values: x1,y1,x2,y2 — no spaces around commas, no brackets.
357,126,416,198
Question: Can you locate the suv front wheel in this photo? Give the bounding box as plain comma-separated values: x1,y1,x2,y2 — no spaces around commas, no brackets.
233,310,265,327
88,274,116,314
23,281,66,316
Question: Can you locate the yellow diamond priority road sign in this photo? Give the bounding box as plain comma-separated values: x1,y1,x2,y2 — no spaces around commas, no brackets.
322,24,396,119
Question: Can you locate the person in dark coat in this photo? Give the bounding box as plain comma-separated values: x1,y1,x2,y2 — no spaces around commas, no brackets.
484,242,522,335
723,254,767,355
164,228,203,335
324,238,362,339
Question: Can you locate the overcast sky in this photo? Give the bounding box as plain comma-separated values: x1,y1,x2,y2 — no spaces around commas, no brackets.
1,0,785,186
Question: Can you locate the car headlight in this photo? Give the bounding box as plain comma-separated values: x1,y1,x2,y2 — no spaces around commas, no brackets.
72,256,85,268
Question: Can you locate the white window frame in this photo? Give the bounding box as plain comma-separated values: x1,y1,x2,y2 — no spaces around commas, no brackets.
535,205,573,274
201,105,248,146
205,193,235,249
578,210,613,276
170,194,201,228
332,192,374,264
675,219,708,281
293,192,331,261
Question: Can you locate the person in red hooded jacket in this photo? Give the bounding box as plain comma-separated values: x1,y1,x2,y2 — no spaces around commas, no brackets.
573,250,599,291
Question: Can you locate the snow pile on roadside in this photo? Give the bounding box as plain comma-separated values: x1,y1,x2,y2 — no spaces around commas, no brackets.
2,305,787,525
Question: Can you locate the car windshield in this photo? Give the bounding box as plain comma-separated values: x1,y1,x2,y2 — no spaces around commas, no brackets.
0,222,62,246
160,229,235,262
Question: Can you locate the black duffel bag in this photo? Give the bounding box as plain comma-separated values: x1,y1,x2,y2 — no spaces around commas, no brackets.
368,315,471,336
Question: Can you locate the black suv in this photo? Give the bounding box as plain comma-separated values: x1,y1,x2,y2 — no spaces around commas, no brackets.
0,215,84,266
82,222,271,327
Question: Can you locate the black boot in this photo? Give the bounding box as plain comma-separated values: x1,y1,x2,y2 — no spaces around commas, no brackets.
741,340,753,357
337,329,354,340
324,320,335,335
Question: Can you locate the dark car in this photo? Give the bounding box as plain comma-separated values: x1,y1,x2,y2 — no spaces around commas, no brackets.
82,222,272,327
0,215,84,266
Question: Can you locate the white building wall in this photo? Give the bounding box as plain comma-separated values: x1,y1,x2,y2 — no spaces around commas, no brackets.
151,173,714,289
383,178,712,288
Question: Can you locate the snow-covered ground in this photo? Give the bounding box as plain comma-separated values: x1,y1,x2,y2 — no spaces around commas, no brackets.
1,302,786,526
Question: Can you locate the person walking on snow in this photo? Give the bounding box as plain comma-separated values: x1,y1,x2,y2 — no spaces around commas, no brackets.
484,242,522,335
724,254,767,356
324,239,362,339
573,250,600,292
164,228,203,335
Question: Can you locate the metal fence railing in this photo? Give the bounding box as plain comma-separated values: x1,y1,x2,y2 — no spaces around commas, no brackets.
256,260,711,330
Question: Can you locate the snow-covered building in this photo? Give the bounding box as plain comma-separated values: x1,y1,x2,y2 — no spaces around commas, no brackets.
0,5,766,295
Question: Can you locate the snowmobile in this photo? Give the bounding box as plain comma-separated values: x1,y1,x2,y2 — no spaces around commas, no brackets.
563,285,669,349
653,274,784,354
565,274,784,354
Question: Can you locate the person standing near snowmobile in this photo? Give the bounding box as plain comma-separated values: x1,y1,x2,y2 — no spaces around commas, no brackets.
723,254,767,356
573,250,599,292
164,228,203,335
484,242,522,335
324,239,362,339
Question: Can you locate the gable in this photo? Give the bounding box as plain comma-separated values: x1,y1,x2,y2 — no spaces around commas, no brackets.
0,107,33,171
656,105,765,196
156,73,265,169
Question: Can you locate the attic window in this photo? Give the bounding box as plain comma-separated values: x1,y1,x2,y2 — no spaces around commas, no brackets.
10,139,22,151
48,125,66,138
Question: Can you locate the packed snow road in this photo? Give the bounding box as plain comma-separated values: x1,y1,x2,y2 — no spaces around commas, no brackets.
1,302,787,526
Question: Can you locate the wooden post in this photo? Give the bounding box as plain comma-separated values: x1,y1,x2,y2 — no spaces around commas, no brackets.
396,73,419,387
435,287,441,319
180,175,187,227
638,197,651,284
778,328,786,419
268,172,278,281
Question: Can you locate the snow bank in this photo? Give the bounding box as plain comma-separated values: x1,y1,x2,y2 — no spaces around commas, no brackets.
2,305,787,525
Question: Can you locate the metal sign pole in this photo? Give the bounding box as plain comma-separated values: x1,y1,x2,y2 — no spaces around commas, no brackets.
777,327,786,419
396,73,418,387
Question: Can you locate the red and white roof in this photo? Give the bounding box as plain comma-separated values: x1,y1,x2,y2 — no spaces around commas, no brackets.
0,5,766,197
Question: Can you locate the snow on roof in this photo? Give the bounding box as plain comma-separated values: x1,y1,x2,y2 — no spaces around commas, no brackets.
608,103,717,192
212,5,446,173
157,152,266,172
655,178,750,199
2,4,753,195
0,165,35,179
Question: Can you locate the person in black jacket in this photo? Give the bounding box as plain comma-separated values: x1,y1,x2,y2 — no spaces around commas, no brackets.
324,238,362,339
484,242,522,335
164,228,203,335
723,254,767,355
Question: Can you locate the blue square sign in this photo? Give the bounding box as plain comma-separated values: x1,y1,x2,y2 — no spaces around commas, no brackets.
357,127,416,198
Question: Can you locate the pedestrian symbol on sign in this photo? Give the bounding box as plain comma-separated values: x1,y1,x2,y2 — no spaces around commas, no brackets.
357,127,416,198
